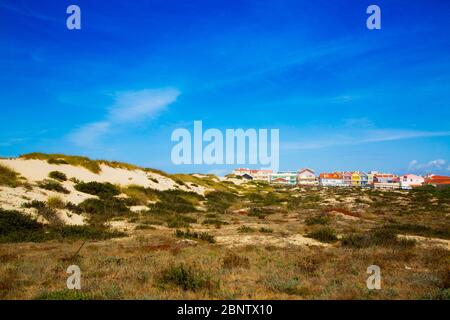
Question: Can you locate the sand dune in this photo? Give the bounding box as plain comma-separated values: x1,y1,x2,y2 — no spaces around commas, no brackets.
0,158,211,225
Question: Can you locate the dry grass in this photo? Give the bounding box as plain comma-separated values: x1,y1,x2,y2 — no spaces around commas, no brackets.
0,164,22,187
0,183,449,299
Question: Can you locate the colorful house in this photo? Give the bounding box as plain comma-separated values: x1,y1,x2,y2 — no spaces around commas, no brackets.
351,172,361,186
269,172,298,185
424,175,450,186
343,172,353,187
233,168,273,182
359,172,369,187
373,173,400,189
319,172,345,187
367,171,378,185
297,168,317,185
399,174,424,189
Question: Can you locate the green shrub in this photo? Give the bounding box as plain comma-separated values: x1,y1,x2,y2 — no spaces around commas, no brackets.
52,225,124,240
0,164,22,187
306,227,338,243
23,200,62,225
166,215,197,228
175,179,186,186
202,218,229,228
238,225,255,233
48,171,67,181
149,200,197,214
385,223,450,240
305,215,330,225
341,228,416,248
175,229,215,243
157,264,216,291
69,177,80,184
22,200,46,209
37,180,69,194
0,209,122,243
122,185,159,205
78,198,130,216
148,190,202,214
47,196,65,209
48,158,69,165
205,191,238,213
248,207,275,219
65,202,83,214
259,227,273,233
0,209,44,242
74,181,119,198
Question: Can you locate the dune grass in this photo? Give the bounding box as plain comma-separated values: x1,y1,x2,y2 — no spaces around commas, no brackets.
20,153,102,173
0,164,22,187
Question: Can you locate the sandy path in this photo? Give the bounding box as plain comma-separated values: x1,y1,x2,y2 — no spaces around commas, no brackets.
216,234,329,248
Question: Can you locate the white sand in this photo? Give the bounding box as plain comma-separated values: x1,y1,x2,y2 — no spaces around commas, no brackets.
0,158,211,226
216,234,329,248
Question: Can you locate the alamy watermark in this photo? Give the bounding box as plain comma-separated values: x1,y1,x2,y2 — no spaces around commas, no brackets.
66,265,81,290
171,121,279,172
367,5,381,30
366,265,381,290
66,5,81,30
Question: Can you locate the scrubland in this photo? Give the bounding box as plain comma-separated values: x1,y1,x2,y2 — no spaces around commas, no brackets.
0,154,449,299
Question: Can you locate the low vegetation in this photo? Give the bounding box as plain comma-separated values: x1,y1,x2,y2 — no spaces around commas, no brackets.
341,228,416,249
37,180,69,194
48,171,67,182
175,229,216,243
77,198,132,224
0,160,449,299
222,253,250,269
74,181,120,198
157,264,216,292
20,153,102,174
0,164,22,187
306,227,338,243
0,209,122,243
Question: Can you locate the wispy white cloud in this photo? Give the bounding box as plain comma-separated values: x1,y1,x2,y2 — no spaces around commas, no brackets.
408,159,449,173
108,89,179,123
69,121,111,146
283,129,450,150
69,88,180,147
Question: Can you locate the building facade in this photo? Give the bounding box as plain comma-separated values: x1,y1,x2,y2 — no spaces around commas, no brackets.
233,168,272,182
297,168,317,185
399,174,424,189
270,172,298,185
319,172,345,187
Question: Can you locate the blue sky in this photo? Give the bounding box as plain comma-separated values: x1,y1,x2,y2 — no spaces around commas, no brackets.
1,0,449,175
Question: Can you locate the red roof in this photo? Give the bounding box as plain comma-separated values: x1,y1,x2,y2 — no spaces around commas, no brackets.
425,175,450,185
320,172,343,179
272,178,288,182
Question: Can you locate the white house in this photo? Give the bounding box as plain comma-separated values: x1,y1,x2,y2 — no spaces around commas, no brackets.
233,168,272,182
399,174,424,189
319,172,346,187
297,168,317,185
269,172,297,185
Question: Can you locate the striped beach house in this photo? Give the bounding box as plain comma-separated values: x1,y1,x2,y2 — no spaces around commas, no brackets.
269,172,298,185
319,172,345,187
373,173,400,189
297,168,317,185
